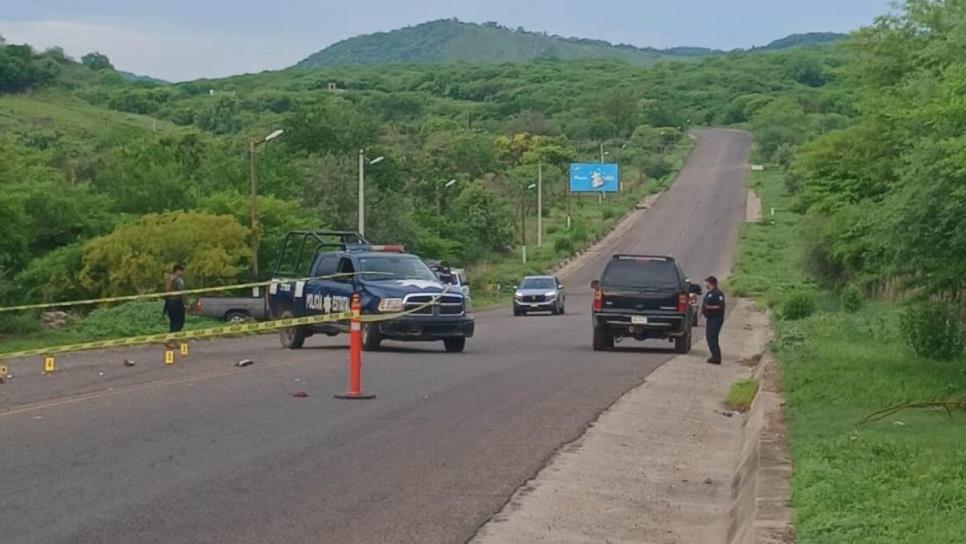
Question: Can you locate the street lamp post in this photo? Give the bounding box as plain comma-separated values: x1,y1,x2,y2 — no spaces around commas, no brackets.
249,129,284,280
357,151,384,237
537,163,543,247
437,178,457,216
521,183,536,263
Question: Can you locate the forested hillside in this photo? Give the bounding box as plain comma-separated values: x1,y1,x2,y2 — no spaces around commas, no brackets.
296,19,843,67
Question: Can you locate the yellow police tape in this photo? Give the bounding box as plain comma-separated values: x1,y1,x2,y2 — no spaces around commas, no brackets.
0,272,391,313
0,312,355,360
0,293,455,361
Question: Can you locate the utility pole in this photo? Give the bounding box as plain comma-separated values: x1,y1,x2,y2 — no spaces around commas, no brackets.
358,149,365,237
537,163,543,247
249,140,259,280
357,151,385,237
600,142,605,164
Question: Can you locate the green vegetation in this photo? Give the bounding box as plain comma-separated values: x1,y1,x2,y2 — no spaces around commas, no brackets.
788,1,966,301
732,165,966,543
0,301,220,353
725,378,760,412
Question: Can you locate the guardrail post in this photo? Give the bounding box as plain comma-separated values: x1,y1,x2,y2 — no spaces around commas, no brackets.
335,293,376,400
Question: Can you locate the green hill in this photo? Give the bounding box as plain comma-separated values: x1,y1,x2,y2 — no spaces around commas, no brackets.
296,19,717,68
754,32,847,51
295,19,845,68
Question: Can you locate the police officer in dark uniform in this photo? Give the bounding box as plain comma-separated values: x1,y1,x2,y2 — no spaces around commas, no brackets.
702,275,726,365
163,264,187,333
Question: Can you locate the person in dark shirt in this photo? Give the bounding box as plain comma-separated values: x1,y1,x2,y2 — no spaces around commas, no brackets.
163,264,187,333
702,275,726,365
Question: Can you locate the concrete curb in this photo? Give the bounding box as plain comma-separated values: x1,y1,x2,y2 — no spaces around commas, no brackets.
728,352,795,544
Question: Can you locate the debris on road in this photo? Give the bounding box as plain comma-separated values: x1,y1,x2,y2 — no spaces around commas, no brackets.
123,359,136,367
235,359,254,368
293,391,309,398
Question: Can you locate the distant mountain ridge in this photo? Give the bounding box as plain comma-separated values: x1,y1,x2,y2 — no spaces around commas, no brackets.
295,19,845,68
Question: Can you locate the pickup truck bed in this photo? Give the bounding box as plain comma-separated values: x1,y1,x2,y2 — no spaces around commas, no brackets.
197,296,268,322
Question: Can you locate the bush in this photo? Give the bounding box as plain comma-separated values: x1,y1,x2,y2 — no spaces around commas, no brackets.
554,236,575,256
900,301,964,361
840,284,862,313
782,289,817,320
74,301,217,338
0,312,43,335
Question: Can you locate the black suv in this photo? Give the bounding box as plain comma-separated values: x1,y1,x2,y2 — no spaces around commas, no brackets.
590,255,702,353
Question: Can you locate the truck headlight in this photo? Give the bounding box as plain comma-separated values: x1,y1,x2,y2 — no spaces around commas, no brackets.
514,292,523,300
544,291,557,299
378,298,404,313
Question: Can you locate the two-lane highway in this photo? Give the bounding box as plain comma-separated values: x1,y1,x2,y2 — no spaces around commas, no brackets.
0,129,751,544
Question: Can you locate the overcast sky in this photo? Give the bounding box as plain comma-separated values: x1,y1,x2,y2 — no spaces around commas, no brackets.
0,1,892,82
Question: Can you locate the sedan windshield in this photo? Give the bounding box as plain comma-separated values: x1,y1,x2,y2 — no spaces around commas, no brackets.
358,256,439,282
520,277,557,290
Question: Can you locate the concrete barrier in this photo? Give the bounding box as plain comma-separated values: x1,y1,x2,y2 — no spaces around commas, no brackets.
728,353,794,544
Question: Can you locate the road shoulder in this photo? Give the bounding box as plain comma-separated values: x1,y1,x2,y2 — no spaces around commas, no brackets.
471,299,772,544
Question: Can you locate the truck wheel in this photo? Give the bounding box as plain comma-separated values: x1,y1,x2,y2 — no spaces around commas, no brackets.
361,323,382,351
225,311,251,324
593,327,613,351
443,337,466,353
675,333,691,354
279,311,306,349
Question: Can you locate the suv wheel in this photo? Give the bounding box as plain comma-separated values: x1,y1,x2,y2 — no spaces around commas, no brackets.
279,311,306,349
443,337,466,353
593,327,614,351
674,333,691,354
361,323,382,351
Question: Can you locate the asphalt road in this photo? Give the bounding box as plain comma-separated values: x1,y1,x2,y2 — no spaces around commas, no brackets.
0,128,751,544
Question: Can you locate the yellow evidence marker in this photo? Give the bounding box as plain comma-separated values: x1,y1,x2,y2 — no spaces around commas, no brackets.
43,356,56,374
0,364,7,384
179,343,189,356
164,350,175,365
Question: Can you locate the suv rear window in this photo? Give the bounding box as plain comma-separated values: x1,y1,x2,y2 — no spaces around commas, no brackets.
602,259,680,289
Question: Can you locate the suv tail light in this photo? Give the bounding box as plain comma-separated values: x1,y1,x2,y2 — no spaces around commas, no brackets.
593,288,603,311
677,294,688,314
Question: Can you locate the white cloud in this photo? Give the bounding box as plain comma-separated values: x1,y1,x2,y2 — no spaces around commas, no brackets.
0,19,312,81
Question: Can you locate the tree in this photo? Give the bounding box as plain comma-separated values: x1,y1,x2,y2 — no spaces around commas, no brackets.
449,183,515,262
81,212,250,296
81,52,114,71
198,192,319,277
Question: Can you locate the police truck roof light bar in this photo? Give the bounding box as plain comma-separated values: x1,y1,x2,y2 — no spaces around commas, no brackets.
368,245,406,253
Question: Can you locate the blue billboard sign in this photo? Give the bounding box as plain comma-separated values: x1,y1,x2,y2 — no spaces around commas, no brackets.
570,163,620,193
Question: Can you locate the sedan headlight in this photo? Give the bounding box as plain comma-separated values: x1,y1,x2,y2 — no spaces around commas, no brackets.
544,291,557,298
378,298,404,312
513,291,523,300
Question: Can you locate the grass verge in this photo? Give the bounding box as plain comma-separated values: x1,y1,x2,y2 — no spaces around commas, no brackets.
725,378,759,412
0,301,220,355
729,167,966,544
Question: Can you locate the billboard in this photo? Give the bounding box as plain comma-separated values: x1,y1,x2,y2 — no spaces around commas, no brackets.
570,163,620,193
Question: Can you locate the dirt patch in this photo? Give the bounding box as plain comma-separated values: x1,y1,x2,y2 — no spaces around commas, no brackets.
746,189,762,223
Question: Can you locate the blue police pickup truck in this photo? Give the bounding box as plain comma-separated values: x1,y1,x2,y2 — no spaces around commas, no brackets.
268,231,474,353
